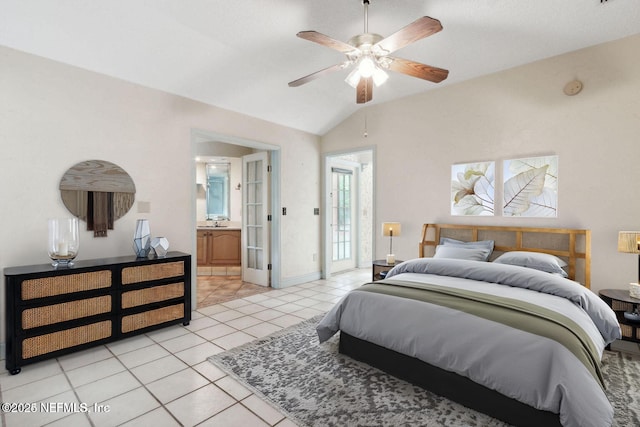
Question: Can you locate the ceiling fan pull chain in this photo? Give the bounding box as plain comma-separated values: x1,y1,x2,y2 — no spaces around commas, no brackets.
363,0,369,34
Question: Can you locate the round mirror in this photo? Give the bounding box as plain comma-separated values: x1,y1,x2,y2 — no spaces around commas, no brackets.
59,160,136,237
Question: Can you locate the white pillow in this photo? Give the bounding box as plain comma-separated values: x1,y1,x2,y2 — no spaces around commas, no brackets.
434,245,491,262
492,251,568,277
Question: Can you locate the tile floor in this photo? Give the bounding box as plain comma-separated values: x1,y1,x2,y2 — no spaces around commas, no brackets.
0,268,370,427
196,275,271,309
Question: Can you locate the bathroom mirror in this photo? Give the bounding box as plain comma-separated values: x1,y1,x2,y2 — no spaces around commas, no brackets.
59,160,136,237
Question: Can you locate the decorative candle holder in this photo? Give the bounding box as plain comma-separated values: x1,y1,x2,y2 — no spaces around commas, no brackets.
151,237,170,257
48,218,80,267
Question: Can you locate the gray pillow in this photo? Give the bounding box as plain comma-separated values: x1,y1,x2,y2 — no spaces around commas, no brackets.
434,245,491,262
439,237,494,261
492,251,568,277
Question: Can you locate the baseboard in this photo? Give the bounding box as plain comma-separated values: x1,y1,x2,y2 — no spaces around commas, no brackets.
276,271,322,289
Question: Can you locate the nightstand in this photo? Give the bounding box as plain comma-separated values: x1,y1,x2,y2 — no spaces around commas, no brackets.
599,288,640,344
372,259,403,281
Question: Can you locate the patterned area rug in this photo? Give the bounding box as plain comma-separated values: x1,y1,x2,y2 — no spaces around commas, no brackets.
208,315,640,427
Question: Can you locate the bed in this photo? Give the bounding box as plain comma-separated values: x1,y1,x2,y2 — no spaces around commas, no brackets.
317,224,621,427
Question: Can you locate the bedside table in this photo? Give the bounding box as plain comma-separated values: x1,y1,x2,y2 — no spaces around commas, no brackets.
372,259,403,281
599,288,640,345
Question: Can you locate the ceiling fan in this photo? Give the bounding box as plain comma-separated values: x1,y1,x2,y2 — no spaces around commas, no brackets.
288,0,449,104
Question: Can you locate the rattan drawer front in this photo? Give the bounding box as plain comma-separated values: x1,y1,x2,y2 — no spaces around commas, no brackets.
121,262,184,285
121,304,184,333
22,296,111,329
21,270,111,300
121,282,184,309
22,321,112,359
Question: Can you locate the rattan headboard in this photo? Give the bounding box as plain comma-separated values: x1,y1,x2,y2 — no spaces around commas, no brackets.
419,224,591,288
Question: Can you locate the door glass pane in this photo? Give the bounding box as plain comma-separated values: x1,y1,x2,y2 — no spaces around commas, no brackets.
246,158,265,271
332,169,352,261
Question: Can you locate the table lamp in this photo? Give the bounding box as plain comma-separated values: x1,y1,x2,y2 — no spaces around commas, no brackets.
618,231,640,298
382,222,401,265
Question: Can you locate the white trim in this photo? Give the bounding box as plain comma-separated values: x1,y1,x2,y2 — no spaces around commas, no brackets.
191,129,281,307
278,272,322,288
322,146,376,279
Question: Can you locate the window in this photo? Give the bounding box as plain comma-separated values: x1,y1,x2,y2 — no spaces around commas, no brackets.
206,163,230,220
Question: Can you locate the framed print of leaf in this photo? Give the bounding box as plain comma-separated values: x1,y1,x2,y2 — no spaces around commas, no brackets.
451,162,495,216
503,155,558,217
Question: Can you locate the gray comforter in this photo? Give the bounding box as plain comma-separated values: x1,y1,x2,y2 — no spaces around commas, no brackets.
317,258,621,427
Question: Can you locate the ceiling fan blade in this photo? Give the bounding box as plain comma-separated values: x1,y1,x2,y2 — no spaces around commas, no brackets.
288,63,346,87
386,56,449,83
356,77,373,104
296,31,357,54
374,16,442,55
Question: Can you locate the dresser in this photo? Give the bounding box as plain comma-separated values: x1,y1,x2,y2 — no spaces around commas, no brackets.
4,252,191,374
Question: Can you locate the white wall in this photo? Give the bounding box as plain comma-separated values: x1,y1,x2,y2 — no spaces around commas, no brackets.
322,34,640,294
0,46,322,344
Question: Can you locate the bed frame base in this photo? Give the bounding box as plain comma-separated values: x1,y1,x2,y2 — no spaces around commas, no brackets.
339,331,562,427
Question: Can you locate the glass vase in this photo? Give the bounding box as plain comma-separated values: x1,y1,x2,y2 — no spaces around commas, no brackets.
133,219,151,258
48,218,80,267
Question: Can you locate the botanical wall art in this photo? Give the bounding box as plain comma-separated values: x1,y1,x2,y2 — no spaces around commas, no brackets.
503,155,558,217
451,162,495,216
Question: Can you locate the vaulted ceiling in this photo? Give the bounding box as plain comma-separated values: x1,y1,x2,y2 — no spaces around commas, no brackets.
2,0,639,135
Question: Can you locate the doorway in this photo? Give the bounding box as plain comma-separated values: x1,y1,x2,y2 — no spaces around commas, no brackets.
323,148,375,278
191,129,281,309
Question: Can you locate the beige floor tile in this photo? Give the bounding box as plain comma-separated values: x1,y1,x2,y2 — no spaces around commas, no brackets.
75,370,141,404
65,357,126,388
251,308,287,321
185,316,221,331
198,402,270,427
272,302,305,314
116,343,171,369
211,309,246,322
159,331,207,353
235,303,269,315
225,315,263,330
194,323,237,341
57,346,113,372
165,384,235,426
106,334,156,355
192,360,227,382
145,324,192,343
215,376,252,400
119,407,181,427
146,368,209,404
241,394,286,425
4,389,80,427
174,341,225,365
46,411,93,427
130,355,189,384
0,358,62,391
269,314,304,328
88,387,160,427
243,322,283,339
212,330,256,350
2,373,71,404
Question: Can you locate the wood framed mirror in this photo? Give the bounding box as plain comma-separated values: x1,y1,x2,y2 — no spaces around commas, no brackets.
59,160,136,237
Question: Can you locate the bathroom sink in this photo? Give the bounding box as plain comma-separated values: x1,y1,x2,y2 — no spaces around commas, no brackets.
200,225,228,228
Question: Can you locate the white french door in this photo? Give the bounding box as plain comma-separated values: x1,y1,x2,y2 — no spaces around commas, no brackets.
242,152,270,286
330,164,357,273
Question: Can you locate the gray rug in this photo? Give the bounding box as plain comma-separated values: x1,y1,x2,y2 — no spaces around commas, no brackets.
208,315,640,427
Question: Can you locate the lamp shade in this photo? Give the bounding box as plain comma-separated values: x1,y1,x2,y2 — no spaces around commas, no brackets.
382,222,401,237
618,231,640,253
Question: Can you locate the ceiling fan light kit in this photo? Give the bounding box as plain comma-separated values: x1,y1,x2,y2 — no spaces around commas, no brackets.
288,0,449,104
